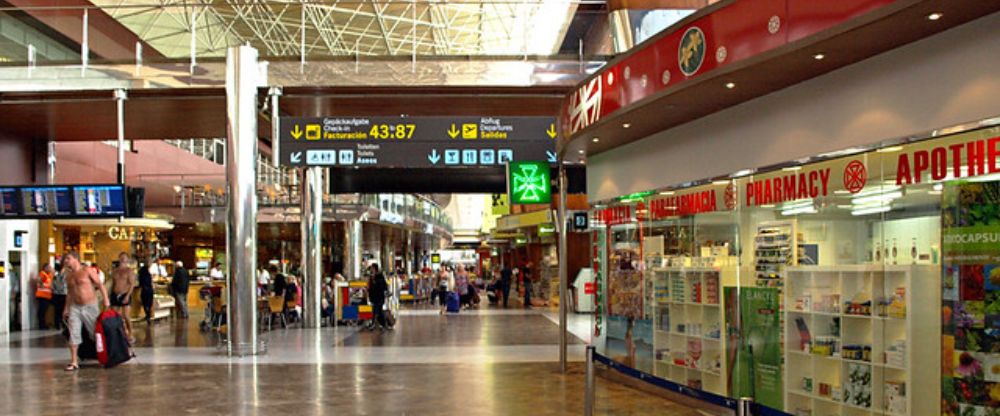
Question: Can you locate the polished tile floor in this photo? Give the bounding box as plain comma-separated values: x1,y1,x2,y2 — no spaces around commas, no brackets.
0,307,700,415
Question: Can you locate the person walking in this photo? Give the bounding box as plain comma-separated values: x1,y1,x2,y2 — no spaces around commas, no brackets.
62,252,110,371
109,253,136,341
138,258,155,323
521,263,533,309
171,261,191,319
437,267,451,314
51,263,67,330
368,267,389,330
499,265,512,308
33,264,55,329
455,265,470,309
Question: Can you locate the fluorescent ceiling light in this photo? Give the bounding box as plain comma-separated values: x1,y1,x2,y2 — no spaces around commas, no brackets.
781,206,817,216
712,180,730,185
852,205,892,216
876,146,904,153
781,166,802,172
852,191,902,205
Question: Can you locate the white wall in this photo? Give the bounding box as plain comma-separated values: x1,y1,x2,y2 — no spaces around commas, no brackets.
588,11,1000,202
0,220,40,335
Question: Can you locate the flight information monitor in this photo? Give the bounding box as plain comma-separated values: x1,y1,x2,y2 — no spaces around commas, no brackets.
73,185,126,216
0,188,19,217
20,186,73,217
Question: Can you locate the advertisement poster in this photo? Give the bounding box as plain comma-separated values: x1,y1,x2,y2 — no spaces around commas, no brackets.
726,287,783,410
607,245,650,372
592,228,608,354
941,181,1000,415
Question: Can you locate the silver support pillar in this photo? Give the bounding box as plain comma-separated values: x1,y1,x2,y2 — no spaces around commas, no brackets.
738,397,755,416
345,220,362,279
301,167,323,328
558,165,569,373
269,87,282,167
584,345,595,416
114,89,127,184
405,232,413,276
225,45,261,356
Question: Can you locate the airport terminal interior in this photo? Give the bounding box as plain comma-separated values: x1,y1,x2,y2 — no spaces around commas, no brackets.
1,1,1000,415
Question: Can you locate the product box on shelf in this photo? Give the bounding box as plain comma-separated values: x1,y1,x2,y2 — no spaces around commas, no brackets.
844,363,872,408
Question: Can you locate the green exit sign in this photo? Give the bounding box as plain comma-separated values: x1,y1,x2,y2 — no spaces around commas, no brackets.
508,161,551,204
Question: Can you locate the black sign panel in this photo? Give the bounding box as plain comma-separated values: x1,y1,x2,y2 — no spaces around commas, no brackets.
279,116,557,168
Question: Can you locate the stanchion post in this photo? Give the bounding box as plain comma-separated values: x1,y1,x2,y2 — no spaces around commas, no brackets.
738,397,754,416
585,345,595,416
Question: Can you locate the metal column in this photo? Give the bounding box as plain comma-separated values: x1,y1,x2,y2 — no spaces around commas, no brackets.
225,45,261,356
268,87,282,167
558,165,569,373
114,89,127,184
301,167,323,328
345,220,362,279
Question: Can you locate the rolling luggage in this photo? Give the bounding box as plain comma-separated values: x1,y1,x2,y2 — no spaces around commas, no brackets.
95,310,132,368
446,292,461,313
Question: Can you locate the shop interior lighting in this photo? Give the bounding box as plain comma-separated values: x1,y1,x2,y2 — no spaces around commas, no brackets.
622,123,631,129
712,180,730,185
876,145,904,153
933,183,944,191
592,137,600,143
851,205,892,216
780,199,817,216
927,12,943,21
761,204,776,208
836,204,854,209
813,53,826,60
834,190,851,195
659,191,675,196
578,149,585,154
725,82,736,89
781,166,802,172
968,173,1000,183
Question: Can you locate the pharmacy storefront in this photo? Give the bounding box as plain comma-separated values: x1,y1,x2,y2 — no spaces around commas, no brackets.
587,124,1000,415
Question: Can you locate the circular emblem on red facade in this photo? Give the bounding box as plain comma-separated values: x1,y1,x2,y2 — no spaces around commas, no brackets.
843,160,867,194
724,183,738,210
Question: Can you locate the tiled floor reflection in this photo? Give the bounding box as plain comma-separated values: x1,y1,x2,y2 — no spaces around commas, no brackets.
1,307,702,415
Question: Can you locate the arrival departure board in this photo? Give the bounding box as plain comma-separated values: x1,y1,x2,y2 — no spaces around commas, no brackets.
0,188,19,217
20,186,73,217
73,185,126,216
0,184,135,219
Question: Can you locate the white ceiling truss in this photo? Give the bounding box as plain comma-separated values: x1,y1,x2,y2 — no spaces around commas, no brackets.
88,0,580,58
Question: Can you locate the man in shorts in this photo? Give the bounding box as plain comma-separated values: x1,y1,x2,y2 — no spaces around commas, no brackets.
110,252,136,342
62,251,110,371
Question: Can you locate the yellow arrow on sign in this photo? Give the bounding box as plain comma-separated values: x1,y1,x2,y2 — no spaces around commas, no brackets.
291,125,304,140
447,124,460,139
546,123,557,139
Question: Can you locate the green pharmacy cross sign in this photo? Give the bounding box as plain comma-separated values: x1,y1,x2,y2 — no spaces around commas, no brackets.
507,161,552,204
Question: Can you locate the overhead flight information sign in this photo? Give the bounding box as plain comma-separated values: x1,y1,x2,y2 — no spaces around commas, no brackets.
279,116,557,168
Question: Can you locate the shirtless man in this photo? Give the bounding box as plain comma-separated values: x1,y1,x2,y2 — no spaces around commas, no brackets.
62,252,110,371
110,252,136,341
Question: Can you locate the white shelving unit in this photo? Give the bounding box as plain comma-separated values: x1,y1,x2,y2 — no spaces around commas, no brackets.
782,265,939,416
650,265,735,395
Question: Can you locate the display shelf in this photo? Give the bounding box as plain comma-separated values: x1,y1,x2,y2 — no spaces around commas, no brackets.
782,265,939,415
649,264,734,396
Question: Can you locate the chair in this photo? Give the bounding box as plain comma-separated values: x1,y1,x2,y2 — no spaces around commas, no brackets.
286,294,300,324
211,297,226,332
266,296,287,329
